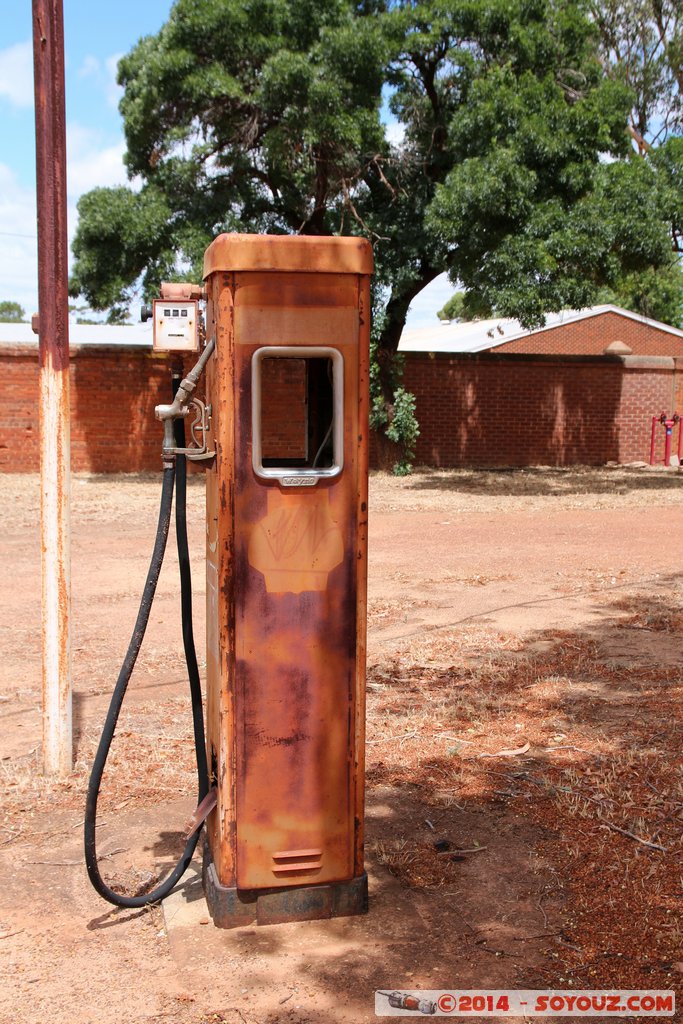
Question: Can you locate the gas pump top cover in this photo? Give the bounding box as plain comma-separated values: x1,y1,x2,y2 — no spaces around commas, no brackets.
203,233,373,277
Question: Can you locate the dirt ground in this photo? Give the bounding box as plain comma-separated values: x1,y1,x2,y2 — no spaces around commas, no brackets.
0,465,682,1024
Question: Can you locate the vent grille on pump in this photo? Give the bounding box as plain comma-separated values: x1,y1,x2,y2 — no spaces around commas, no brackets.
271,848,323,874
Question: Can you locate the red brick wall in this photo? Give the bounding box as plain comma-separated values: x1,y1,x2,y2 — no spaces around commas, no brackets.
617,359,679,463
488,311,683,356
1,344,194,473
674,358,683,415
2,349,40,470
2,344,681,473
401,353,679,468
260,357,307,460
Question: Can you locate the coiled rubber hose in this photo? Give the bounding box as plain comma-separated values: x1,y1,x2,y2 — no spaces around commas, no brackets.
84,418,209,908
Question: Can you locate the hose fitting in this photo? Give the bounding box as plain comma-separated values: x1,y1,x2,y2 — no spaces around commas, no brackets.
155,338,216,462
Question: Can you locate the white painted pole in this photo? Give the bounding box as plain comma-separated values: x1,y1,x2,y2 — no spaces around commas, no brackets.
40,366,72,774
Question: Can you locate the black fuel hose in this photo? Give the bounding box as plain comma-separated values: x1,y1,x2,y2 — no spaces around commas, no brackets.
84,416,209,908
173,420,209,804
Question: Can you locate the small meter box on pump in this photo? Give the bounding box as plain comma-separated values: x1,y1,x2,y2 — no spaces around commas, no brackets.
141,287,201,353
202,234,373,926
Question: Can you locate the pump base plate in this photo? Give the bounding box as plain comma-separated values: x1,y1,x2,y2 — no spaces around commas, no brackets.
203,843,368,928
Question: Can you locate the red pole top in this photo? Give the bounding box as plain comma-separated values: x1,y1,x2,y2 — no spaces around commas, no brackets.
32,0,70,371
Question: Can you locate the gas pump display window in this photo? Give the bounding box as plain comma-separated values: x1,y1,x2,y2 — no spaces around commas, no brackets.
252,346,344,483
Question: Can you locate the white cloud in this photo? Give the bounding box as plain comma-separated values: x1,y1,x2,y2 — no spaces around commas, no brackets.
105,54,124,110
66,123,128,195
76,52,124,111
405,273,456,328
0,40,34,109
78,55,101,79
0,119,129,314
0,163,38,313
385,120,406,147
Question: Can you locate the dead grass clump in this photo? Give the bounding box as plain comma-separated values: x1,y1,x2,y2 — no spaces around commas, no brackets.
371,835,475,891
613,594,683,634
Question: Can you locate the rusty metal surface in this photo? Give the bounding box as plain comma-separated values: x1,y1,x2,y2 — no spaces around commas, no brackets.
160,281,205,301
354,275,371,876
205,274,238,886
203,233,374,278
33,0,72,775
204,246,370,899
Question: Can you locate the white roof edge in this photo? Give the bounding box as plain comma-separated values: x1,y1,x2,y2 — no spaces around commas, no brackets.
493,304,683,344
399,304,683,354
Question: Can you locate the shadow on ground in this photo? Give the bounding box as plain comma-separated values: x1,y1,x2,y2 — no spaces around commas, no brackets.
403,465,682,497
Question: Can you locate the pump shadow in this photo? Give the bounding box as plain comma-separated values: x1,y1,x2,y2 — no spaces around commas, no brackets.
86,906,149,931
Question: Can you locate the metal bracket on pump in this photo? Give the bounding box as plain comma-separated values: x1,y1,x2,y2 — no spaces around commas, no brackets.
154,338,216,463
171,397,215,461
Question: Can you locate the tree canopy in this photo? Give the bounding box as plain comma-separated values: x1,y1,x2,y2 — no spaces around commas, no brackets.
588,0,682,153
70,0,682,463
437,291,494,322
0,301,26,323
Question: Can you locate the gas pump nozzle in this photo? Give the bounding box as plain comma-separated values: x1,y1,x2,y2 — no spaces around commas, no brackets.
155,337,216,462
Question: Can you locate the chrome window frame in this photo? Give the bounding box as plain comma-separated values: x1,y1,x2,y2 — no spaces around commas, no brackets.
251,346,344,484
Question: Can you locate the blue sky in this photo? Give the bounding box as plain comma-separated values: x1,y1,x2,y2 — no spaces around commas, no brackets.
0,1,451,323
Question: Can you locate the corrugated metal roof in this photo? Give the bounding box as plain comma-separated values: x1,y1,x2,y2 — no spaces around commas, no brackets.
398,305,683,353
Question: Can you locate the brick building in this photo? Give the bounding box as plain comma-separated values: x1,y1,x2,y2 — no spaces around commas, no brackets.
398,306,683,468
2,305,682,472
0,321,192,473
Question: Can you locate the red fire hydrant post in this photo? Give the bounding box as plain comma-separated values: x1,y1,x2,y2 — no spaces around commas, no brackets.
650,415,659,466
658,412,680,467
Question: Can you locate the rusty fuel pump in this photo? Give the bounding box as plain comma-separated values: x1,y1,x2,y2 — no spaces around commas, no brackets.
84,234,373,926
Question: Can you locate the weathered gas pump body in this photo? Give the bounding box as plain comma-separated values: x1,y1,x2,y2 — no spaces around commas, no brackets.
201,234,372,926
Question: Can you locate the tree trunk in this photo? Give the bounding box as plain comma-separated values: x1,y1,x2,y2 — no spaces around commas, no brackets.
371,266,442,469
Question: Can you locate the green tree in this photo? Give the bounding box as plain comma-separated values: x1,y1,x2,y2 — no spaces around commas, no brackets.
71,0,386,308
587,0,682,153
70,0,679,469
596,260,683,327
578,2,683,322
437,291,494,321
0,301,26,323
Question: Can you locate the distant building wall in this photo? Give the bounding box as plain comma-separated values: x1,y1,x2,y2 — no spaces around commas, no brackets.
488,311,683,357
401,353,681,468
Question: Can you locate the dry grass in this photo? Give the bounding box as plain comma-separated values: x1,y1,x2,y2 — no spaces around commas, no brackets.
366,602,683,990
613,593,683,633
370,464,683,514
0,693,198,888
2,464,682,534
